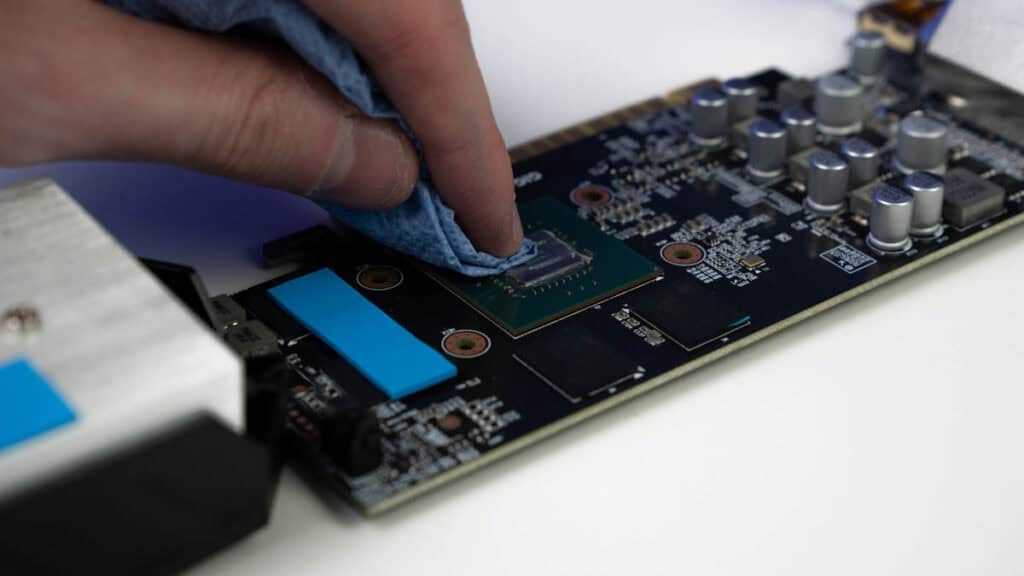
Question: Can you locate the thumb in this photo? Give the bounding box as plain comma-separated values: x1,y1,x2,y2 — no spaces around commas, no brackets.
1,2,419,210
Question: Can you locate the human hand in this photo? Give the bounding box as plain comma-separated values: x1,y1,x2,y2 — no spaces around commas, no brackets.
0,0,523,257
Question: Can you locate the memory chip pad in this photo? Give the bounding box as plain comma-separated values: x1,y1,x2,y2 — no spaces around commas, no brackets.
269,269,456,399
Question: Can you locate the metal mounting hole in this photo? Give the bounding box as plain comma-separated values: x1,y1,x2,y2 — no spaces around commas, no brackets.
660,242,705,266
441,329,491,359
356,265,404,291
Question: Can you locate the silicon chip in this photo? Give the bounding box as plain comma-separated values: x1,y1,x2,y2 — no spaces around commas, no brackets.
628,279,750,351
515,323,638,403
943,168,1006,228
432,197,662,336
506,230,592,288
268,269,456,399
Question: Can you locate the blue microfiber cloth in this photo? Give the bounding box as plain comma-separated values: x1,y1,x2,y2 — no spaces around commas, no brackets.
105,0,535,276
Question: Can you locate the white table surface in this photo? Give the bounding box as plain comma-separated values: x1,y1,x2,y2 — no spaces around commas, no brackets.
4,1,1023,574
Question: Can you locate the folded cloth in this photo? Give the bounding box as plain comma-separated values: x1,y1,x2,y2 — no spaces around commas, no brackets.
106,0,535,276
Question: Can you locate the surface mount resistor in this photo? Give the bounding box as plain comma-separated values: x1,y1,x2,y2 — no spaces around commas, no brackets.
638,214,677,237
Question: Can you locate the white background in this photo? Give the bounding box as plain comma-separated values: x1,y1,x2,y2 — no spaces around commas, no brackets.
3,1,1022,574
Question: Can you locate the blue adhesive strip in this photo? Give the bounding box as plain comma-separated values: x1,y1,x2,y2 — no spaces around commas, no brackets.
0,359,76,451
268,269,456,399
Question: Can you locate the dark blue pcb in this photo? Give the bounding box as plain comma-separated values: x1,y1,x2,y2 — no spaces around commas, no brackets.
233,67,1024,514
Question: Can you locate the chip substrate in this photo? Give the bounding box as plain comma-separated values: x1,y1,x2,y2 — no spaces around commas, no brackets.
432,196,662,337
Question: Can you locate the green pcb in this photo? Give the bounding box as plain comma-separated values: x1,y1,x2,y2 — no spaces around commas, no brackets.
435,196,662,336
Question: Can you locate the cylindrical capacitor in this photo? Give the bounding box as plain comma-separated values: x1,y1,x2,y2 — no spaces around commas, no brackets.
722,78,759,125
841,137,881,188
689,87,729,147
850,31,887,84
804,150,850,215
904,171,945,237
815,74,865,136
894,115,948,174
867,184,914,253
781,107,817,154
746,119,788,180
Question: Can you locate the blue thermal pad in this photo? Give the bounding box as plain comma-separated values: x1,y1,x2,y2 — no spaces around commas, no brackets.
268,269,456,399
0,359,76,451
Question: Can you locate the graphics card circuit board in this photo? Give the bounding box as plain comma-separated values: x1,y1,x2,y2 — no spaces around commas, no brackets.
217,44,1024,514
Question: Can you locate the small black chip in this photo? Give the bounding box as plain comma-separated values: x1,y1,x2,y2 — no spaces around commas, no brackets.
210,295,246,332
628,279,749,351
943,168,1006,228
951,156,994,177
515,323,638,403
989,173,1024,196
225,320,280,359
776,78,815,109
262,226,345,268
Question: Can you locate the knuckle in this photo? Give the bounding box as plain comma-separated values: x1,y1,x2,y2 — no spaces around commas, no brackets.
370,164,418,210
431,124,507,176
192,56,299,184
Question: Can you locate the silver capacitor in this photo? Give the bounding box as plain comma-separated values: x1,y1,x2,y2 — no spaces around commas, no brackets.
746,119,788,180
850,31,887,84
815,74,865,136
841,137,881,188
722,78,759,125
867,184,914,253
781,107,817,154
804,150,850,215
894,115,948,174
904,172,945,237
689,87,729,147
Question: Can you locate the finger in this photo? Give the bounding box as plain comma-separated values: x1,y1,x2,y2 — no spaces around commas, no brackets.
0,1,419,211
303,0,524,257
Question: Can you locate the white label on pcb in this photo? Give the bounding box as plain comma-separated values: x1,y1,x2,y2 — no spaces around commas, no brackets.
820,244,877,274
514,171,543,189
